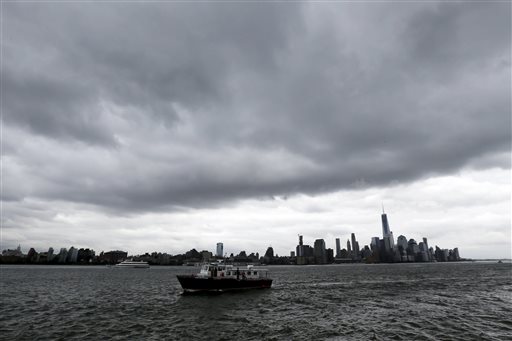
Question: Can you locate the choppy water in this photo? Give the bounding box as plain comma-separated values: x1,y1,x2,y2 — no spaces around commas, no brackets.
1,262,511,340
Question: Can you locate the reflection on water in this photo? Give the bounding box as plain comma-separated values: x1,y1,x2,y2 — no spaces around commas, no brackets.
1,262,511,340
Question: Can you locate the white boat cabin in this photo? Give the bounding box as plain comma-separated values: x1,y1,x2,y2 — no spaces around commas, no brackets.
197,263,268,280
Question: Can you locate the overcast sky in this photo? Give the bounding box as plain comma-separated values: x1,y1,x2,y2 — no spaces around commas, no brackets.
2,1,510,259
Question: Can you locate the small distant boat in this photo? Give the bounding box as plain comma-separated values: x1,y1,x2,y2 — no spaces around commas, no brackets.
114,260,150,268
177,262,272,293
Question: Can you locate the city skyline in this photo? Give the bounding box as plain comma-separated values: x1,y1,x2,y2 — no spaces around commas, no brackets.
2,2,510,260
2,198,510,259
1,210,474,262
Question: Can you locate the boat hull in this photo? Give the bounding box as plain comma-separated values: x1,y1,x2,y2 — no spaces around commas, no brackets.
177,275,272,293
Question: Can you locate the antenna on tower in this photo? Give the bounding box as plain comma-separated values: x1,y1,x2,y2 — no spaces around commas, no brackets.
382,202,385,214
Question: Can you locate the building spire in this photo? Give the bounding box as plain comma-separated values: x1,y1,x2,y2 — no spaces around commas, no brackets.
382,202,385,214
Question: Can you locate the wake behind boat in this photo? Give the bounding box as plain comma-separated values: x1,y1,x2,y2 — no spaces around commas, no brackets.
114,260,150,268
177,262,272,293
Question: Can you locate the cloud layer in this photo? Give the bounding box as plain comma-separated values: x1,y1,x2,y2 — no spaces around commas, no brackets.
2,2,510,257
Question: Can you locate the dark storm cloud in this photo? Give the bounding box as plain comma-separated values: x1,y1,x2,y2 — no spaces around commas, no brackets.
3,2,510,213
4,2,301,134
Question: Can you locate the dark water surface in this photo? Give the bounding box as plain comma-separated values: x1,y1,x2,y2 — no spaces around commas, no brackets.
1,262,511,340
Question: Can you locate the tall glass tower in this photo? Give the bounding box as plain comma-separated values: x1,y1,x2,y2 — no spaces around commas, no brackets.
216,242,223,258
381,212,391,237
381,207,395,251
335,238,341,258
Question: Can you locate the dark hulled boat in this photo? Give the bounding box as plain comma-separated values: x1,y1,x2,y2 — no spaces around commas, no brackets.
177,263,272,293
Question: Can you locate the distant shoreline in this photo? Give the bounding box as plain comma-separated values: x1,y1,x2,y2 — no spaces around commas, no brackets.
1,259,510,266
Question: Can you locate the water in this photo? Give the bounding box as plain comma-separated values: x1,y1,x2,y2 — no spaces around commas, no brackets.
1,262,511,340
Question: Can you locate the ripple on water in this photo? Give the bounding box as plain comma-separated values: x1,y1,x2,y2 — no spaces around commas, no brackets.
1,263,511,340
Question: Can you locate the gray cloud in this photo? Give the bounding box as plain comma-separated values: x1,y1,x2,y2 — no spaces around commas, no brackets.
3,1,510,215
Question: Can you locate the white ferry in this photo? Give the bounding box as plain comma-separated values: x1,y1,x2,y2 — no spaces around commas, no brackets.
114,260,150,268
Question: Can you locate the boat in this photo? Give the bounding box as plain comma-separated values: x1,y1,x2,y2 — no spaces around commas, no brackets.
177,262,272,293
114,260,150,268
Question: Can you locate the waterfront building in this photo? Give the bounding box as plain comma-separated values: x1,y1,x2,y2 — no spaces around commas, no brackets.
67,246,79,263
383,235,394,253
326,248,334,263
296,235,304,257
397,235,408,253
418,242,429,262
351,233,360,260
338,248,350,260
407,239,419,256
216,242,223,258
370,237,380,251
368,237,382,262
262,247,277,264
58,248,68,263
422,237,429,250
381,209,391,236
453,247,460,261
335,238,341,258
77,248,95,263
264,246,274,259
442,249,449,261
2,245,23,257
422,237,431,261
296,235,314,265
47,247,54,262
27,248,38,263
381,210,395,252
100,250,128,264
448,248,461,261
314,239,327,264
234,251,251,263
362,245,372,260
381,208,395,251
201,250,213,261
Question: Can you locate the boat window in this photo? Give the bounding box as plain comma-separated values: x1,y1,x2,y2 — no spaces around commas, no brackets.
247,271,251,275
254,271,257,275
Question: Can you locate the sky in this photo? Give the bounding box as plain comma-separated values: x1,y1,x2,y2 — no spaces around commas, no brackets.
1,1,510,259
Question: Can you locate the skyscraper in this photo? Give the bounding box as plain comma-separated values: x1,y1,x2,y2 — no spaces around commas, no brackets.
422,237,430,261
314,239,327,264
297,235,304,257
397,235,408,252
264,246,274,259
350,233,359,259
351,233,360,260
381,211,391,236
381,208,395,251
67,246,78,263
47,247,54,262
58,248,68,263
452,247,460,261
418,242,429,262
370,237,380,250
216,242,223,258
335,238,341,258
